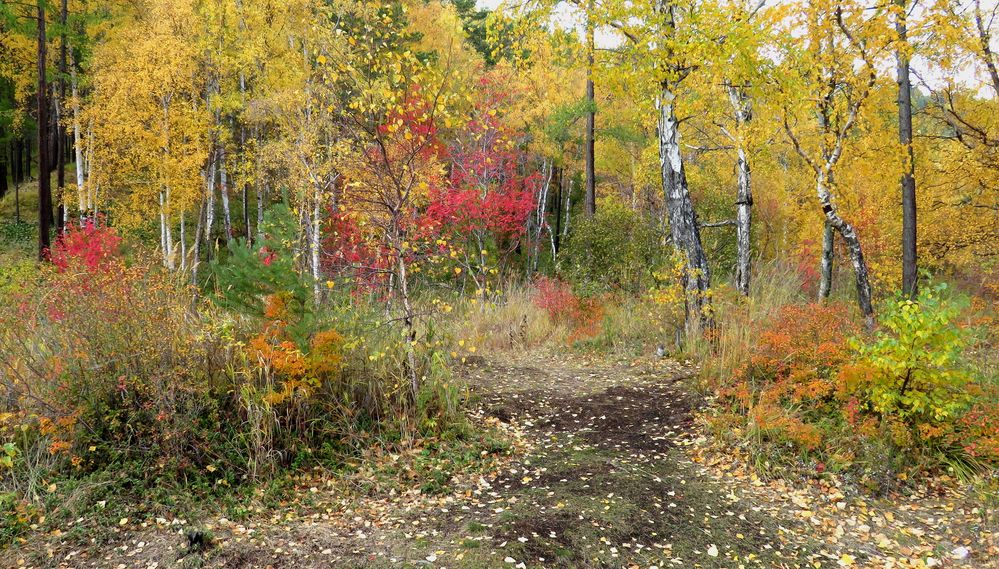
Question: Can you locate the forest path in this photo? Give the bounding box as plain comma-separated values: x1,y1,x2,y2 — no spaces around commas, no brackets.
316,354,827,568
18,355,988,568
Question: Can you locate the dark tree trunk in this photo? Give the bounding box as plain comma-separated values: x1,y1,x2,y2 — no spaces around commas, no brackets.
896,0,918,298
583,1,596,218
25,136,32,180
13,139,23,185
37,0,53,259
0,152,7,199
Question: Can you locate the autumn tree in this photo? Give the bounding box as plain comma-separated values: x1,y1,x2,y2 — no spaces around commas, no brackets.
82,0,209,269
589,0,715,330
778,0,890,327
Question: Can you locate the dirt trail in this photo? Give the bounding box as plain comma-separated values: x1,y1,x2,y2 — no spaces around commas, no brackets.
3,356,866,568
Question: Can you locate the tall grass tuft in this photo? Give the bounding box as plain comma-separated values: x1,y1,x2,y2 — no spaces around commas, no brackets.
694,261,807,390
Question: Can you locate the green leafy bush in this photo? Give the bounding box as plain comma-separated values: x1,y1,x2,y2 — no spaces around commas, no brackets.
559,195,661,293
847,283,974,425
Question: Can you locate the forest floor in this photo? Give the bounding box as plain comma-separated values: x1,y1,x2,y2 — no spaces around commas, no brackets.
6,354,995,569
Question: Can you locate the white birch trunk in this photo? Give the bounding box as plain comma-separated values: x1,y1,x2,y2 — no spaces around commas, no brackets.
219,146,233,240
71,65,85,223
819,219,834,299
85,119,94,216
727,84,753,296
205,151,217,251
311,191,322,301
817,171,873,327
658,85,712,331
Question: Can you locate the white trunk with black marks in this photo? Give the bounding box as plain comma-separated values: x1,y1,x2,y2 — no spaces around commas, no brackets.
71,64,85,223
658,86,712,329
727,85,753,296
532,160,552,272
159,189,175,270
161,99,174,270
817,171,874,327
180,210,186,272
311,192,322,302
395,238,419,395
159,191,167,266
205,152,217,251
85,120,94,216
819,219,834,299
219,147,233,240
562,180,572,238
192,198,204,284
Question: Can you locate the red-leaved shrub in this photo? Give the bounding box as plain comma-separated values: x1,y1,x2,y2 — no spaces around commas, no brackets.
48,220,122,272
533,276,604,343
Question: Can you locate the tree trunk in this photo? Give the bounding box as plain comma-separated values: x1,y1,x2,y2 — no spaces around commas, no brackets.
584,1,596,218
55,0,68,232
562,179,572,238
819,219,834,299
532,160,552,272
161,99,175,270
219,146,233,240
0,149,7,199
817,173,874,327
14,139,22,185
204,150,217,255
159,189,170,268
258,182,266,242
192,197,205,285
37,1,53,260
55,90,65,232
394,229,419,395
728,84,753,296
310,190,322,302
553,165,563,255
658,84,712,331
180,209,187,272
72,63,86,223
895,0,917,298
25,135,32,180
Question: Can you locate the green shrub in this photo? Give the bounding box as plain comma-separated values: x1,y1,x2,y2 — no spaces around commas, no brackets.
847,283,974,426
212,203,315,342
559,195,661,293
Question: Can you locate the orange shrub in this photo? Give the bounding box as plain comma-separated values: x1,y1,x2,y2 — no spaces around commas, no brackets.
532,276,604,343
715,302,859,456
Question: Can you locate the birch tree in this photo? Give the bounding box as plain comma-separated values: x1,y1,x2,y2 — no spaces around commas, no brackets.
778,0,889,328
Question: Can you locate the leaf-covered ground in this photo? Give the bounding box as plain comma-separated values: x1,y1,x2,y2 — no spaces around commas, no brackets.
6,355,994,568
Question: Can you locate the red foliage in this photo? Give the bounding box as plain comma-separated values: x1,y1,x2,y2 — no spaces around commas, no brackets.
533,276,603,343
533,276,578,324
48,220,122,272
426,77,539,248
323,79,538,289
321,211,393,290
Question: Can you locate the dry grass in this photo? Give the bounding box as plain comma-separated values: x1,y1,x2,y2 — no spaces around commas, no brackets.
694,261,808,389
451,285,567,352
